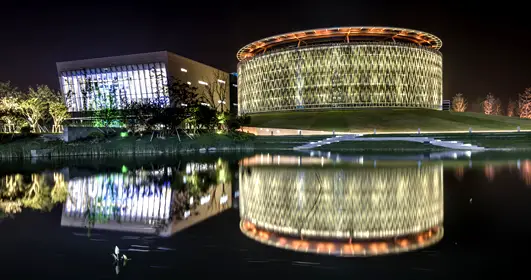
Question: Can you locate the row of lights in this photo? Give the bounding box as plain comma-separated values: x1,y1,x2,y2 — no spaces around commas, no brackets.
241,220,441,256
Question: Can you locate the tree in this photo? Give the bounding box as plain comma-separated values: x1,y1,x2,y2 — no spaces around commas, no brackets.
148,78,200,137
0,97,20,133
483,93,495,115
470,97,484,113
451,93,467,112
519,88,531,119
49,101,70,133
188,105,217,133
33,85,71,133
0,81,21,98
198,70,229,111
507,99,517,117
92,85,121,130
224,113,251,132
121,100,160,135
494,98,503,115
19,97,47,133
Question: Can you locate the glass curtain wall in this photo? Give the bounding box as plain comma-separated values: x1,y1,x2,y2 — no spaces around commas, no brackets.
59,62,169,112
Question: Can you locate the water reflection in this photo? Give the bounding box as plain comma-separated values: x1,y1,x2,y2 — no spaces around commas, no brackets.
239,155,444,256
0,172,67,215
0,159,233,236
520,160,531,186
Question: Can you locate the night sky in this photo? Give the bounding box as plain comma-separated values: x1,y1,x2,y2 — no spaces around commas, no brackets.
1,1,530,102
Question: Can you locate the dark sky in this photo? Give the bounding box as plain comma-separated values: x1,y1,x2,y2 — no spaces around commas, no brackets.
1,1,530,102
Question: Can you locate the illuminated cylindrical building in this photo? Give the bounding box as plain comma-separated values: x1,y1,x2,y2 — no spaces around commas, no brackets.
237,27,443,114
239,155,444,256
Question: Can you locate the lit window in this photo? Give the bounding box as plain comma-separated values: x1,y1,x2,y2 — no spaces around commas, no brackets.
187,81,191,85
181,68,187,72
217,79,226,84
198,80,208,86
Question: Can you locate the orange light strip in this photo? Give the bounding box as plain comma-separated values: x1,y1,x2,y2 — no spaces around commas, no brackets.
240,219,443,257
237,26,442,61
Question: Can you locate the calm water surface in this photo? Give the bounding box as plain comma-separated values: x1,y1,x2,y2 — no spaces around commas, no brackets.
1,151,531,278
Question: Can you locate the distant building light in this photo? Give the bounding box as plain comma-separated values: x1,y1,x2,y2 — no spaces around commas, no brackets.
181,103,188,107
232,84,238,87
187,81,191,85
220,195,228,205
181,68,187,72
200,195,211,205
217,79,226,84
184,210,190,218
198,80,208,86
189,197,193,205
233,103,238,106
200,102,211,107
218,100,226,104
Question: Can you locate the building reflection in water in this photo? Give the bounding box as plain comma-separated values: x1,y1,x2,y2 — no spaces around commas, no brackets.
61,169,174,235
61,161,232,236
239,154,444,256
0,159,233,236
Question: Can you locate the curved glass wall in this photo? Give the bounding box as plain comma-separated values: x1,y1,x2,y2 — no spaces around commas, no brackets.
237,43,443,114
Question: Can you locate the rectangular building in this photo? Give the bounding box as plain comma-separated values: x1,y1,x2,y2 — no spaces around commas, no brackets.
56,51,232,117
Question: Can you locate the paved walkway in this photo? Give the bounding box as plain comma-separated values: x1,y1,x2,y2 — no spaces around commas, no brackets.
293,134,485,151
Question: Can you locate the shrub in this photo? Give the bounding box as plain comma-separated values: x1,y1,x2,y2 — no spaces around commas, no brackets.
229,131,255,141
87,131,105,140
20,126,31,136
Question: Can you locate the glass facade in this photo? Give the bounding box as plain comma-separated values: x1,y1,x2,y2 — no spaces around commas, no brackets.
59,62,169,112
237,42,443,114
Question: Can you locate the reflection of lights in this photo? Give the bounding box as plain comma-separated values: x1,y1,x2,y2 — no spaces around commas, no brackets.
200,195,211,205
240,220,443,257
520,160,531,186
484,165,495,182
64,170,173,222
454,166,464,180
220,195,228,205
239,160,444,255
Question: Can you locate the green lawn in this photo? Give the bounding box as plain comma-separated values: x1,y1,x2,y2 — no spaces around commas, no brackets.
248,109,531,133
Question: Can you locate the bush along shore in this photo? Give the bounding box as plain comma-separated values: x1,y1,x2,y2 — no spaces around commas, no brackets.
0,132,256,159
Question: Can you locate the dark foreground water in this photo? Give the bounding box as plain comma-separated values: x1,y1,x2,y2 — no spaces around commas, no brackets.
1,151,531,279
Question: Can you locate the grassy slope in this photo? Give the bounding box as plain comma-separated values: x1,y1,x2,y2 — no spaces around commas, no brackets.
248,109,531,133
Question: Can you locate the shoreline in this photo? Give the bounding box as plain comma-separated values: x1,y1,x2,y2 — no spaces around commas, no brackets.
2,132,531,159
